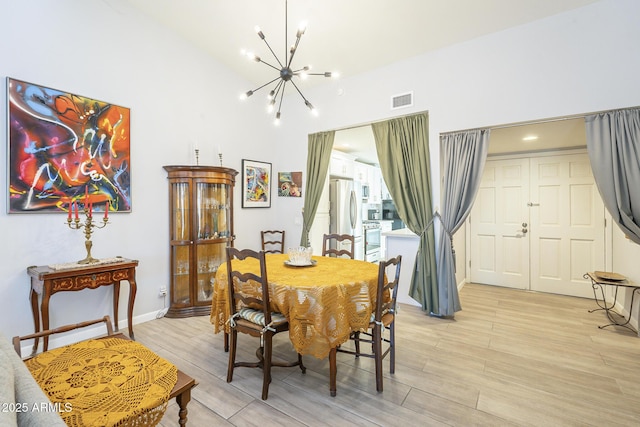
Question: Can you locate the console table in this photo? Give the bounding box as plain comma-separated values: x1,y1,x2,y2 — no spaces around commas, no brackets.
27,258,138,354
584,272,640,333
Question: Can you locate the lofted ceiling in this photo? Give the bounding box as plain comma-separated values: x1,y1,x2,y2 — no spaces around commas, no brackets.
121,0,598,88
119,0,596,164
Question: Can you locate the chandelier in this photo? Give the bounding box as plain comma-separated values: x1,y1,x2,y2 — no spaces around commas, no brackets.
240,0,338,125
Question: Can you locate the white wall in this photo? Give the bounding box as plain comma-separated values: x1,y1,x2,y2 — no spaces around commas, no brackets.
0,0,282,342
1,0,639,344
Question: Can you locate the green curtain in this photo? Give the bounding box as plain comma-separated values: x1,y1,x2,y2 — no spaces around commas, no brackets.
300,131,335,246
372,113,438,314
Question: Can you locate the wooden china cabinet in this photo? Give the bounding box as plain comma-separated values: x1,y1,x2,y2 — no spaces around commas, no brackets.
163,165,238,317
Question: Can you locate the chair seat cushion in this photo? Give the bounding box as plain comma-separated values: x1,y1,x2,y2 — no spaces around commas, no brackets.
369,310,394,326
238,307,287,326
24,337,177,427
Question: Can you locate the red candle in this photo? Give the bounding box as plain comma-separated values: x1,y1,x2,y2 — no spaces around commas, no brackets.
74,201,79,220
68,202,72,220
104,201,109,219
85,186,88,202
89,202,93,217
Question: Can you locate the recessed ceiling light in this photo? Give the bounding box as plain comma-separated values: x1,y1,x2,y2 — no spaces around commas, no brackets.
522,135,539,141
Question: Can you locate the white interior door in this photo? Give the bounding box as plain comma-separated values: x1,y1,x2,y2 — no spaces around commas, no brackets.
529,154,605,298
470,152,605,297
470,158,530,289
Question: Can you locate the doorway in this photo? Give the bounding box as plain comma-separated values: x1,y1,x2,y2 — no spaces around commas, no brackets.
469,151,606,298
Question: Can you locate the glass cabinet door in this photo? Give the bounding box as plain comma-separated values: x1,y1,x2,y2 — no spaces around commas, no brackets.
195,182,231,240
171,245,191,305
195,242,225,303
171,182,190,241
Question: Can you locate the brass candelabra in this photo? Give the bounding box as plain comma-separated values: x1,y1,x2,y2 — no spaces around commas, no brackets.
66,200,110,264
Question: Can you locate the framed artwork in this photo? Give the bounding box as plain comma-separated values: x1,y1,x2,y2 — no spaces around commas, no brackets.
241,159,271,208
278,171,302,197
7,77,131,214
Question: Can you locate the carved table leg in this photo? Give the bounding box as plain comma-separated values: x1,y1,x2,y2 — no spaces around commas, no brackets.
176,387,192,426
29,287,40,355
114,281,120,332
127,272,137,340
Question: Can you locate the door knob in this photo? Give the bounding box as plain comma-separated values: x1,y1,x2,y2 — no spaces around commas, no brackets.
520,223,528,234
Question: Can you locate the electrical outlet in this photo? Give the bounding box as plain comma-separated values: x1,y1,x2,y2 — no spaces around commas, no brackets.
159,287,167,297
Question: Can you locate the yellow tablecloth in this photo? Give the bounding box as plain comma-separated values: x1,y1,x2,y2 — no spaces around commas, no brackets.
25,337,177,427
210,254,380,359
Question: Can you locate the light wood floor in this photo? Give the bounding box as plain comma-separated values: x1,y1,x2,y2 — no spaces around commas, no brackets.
142,283,640,426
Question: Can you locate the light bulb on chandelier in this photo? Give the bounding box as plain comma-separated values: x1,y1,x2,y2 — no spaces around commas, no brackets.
239,0,338,124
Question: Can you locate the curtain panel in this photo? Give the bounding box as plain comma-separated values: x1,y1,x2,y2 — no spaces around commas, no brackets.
585,108,640,244
436,129,489,316
372,113,439,314
300,131,335,247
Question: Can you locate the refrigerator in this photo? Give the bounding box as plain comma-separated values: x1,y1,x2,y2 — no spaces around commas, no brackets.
329,179,364,260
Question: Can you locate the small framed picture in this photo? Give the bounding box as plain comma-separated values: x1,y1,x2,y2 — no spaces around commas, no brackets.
241,159,272,208
278,171,302,197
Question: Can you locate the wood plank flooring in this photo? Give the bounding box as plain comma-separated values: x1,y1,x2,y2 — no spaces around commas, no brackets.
137,283,640,426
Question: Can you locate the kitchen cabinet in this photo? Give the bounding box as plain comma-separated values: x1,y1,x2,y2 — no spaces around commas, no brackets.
369,166,382,203
330,151,356,179
353,161,382,203
163,165,238,317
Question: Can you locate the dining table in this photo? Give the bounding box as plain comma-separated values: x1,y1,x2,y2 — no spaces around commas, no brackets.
210,253,381,396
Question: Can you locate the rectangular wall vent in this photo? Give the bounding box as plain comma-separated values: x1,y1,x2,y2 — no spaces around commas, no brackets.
391,92,413,110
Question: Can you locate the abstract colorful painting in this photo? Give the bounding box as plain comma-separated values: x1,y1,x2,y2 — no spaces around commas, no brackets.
278,171,302,197
7,77,131,213
241,159,271,208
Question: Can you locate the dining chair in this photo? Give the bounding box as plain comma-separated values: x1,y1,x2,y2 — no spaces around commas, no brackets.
336,254,402,392
225,247,305,400
321,233,355,259
261,230,285,254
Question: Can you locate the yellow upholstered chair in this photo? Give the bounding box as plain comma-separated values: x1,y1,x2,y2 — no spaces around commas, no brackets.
337,255,402,392
321,233,355,259
225,247,305,400
12,316,196,426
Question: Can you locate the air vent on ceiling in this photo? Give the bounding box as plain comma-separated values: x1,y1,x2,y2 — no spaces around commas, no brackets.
391,92,413,110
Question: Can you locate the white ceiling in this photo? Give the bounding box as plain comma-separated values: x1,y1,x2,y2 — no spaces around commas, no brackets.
121,0,598,88
119,0,595,164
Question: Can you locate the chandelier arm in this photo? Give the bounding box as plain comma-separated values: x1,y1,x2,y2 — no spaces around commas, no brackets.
260,37,284,69
276,81,287,115
284,0,288,64
250,76,282,94
256,58,281,73
289,79,310,103
271,79,284,98
287,34,303,68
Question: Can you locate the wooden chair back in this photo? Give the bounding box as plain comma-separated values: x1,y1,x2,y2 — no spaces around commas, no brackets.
321,233,355,259
375,255,402,323
226,247,272,331
261,230,285,254
13,316,114,358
